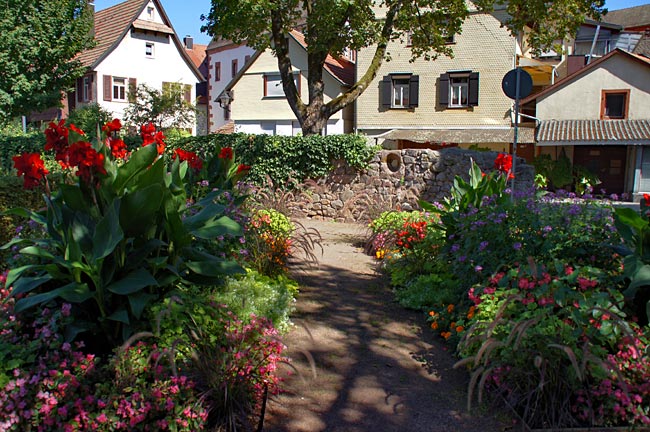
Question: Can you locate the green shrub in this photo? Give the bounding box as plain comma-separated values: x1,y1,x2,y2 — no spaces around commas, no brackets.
245,209,295,276
0,132,46,174
66,103,112,142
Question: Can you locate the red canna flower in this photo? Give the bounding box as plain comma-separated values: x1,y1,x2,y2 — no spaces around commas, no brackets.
236,164,251,174
173,149,203,171
108,137,128,159
44,120,69,154
643,193,650,207
13,153,49,189
494,153,514,179
67,141,107,184
153,131,166,155
218,147,233,160
102,119,122,134
140,123,156,146
68,123,86,136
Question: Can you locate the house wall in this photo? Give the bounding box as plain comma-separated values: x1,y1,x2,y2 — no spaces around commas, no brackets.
207,43,255,132
82,1,200,133
229,37,346,135
535,55,650,119
355,11,517,131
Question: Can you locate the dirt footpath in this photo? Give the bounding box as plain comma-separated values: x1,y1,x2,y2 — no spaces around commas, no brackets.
263,219,513,432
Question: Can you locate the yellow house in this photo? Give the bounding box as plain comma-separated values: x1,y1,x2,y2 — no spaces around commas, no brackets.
216,30,354,136
355,6,535,155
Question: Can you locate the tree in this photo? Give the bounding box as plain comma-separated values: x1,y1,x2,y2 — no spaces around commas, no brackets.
123,83,197,132
0,0,95,123
202,0,605,136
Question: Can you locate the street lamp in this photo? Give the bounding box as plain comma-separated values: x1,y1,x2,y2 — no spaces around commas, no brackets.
217,90,233,108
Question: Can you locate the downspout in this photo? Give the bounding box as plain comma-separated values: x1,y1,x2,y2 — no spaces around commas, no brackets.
586,25,601,64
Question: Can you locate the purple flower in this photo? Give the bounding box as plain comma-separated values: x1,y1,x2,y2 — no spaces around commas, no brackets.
479,241,489,251
458,255,467,263
474,265,483,272
451,243,460,253
513,242,522,250
238,237,246,244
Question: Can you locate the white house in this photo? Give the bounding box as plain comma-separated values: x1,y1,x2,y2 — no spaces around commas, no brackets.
72,0,204,133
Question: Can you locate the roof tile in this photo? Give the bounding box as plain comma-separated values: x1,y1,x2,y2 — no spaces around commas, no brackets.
537,120,650,143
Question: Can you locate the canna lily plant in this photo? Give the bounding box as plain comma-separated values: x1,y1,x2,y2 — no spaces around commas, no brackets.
3,119,245,349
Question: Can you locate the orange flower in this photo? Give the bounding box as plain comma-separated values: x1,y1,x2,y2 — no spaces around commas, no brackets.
429,311,436,317
456,326,465,333
431,322,438,330
441,331,452,340
447,304,455,313
450,322,456,330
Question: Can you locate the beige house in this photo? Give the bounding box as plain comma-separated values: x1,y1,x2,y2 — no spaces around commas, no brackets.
355,7,535,155
520,48,650,197
216,30,354,136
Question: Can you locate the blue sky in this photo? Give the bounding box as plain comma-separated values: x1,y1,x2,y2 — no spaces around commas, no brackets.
94,0,650,47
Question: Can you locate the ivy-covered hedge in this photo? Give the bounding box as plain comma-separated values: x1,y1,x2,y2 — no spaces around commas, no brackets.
168,133,378,187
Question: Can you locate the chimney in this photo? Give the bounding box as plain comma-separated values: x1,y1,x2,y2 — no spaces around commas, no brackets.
184,35,194,50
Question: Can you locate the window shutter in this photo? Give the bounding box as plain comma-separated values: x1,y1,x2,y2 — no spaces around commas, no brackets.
184,84,191,103
380,75,392,108
439,73,449,106
128,78,137,102
77,78,83,103
103,75,112,101
90,74,95,102
409,75,419,107
468,72,479,106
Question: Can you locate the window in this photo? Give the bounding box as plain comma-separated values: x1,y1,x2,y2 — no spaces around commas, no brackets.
380,74,419,109
264,73,300,98
232,59,238,78
245,55,251,64
215,62,221,81
145,42,154,58
601,89,629,119
146,6,155,20
82,76,91,102
439,72,479,108
113,77,127,101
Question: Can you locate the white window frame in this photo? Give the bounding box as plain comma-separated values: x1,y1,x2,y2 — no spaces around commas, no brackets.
113,77,127,102
82,76,91,102
264,73,300,98
145,42,155,58
146,6,155,21
449,75,469,108
391,76,410,108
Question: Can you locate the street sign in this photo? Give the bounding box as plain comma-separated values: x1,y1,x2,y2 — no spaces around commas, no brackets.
502,68,533,100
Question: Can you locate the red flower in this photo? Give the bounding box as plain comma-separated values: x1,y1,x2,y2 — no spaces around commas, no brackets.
643,193,650,207
108,137,128,159
140,123,156,146
44,120,69,153
67,141,107,184
153,131,165,155
236,164,251,174
218,147,233,160
69,123,86,136
173,149,203,171
494,153,514,179
102,119,122,134
13,153,49,189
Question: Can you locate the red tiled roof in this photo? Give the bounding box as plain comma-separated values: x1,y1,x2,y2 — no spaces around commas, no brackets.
289,30,354,86
537,120,650,144
185,43,208,69
78,0,145,68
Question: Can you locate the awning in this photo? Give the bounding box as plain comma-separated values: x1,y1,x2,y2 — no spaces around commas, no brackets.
380,127,536,144
518,56,556,86
132,20,174,35
536,119,650,146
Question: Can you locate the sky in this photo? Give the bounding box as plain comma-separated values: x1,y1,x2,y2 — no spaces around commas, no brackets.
94,0,650,47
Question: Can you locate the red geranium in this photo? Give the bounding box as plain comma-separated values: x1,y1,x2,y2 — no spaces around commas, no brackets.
218,147,233,160
494,153,514,179
13,153,49,189
102,119,122,134
236,164,251,174
67,141,107,184
174,149,203,171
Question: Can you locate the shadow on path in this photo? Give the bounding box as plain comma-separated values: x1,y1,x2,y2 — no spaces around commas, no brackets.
263,220,512,432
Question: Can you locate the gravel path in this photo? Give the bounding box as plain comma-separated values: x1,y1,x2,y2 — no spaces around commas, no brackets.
263,219,513,432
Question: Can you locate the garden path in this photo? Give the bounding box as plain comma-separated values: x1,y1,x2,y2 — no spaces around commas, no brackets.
263,219,513,432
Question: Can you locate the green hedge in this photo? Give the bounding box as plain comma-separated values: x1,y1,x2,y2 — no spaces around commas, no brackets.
168,133,378,188
0,133,46,174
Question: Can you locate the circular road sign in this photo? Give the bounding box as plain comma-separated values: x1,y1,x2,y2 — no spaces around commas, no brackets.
501,68,533,100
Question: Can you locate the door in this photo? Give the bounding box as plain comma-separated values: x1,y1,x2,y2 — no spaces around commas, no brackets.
573,146,627,195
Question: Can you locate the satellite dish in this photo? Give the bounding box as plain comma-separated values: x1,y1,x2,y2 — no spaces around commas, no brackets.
502,68,533,100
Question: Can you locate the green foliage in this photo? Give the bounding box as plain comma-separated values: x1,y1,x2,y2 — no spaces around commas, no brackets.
533,154,600,193
0,0,95,122
124,83,196,131
0,132,46,174
66,103,112,142
168,133,377,188
246,209,295,276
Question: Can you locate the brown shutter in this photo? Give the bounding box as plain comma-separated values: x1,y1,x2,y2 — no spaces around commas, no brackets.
439,73,449,107
77,78,83,103
468,72,479,106
380,75,392,108
128,78,137,102
184,84,191,103
409,75,419,107
103,75,112,101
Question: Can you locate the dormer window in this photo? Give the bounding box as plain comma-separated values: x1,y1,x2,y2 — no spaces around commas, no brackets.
146,6,155,21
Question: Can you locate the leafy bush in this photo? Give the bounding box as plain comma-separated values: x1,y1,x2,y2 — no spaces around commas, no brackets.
0,132,45,174
66,103,112,143
168,133,377,188
245,209,295,276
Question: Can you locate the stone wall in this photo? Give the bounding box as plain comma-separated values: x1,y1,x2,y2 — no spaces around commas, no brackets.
287,148,535,222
